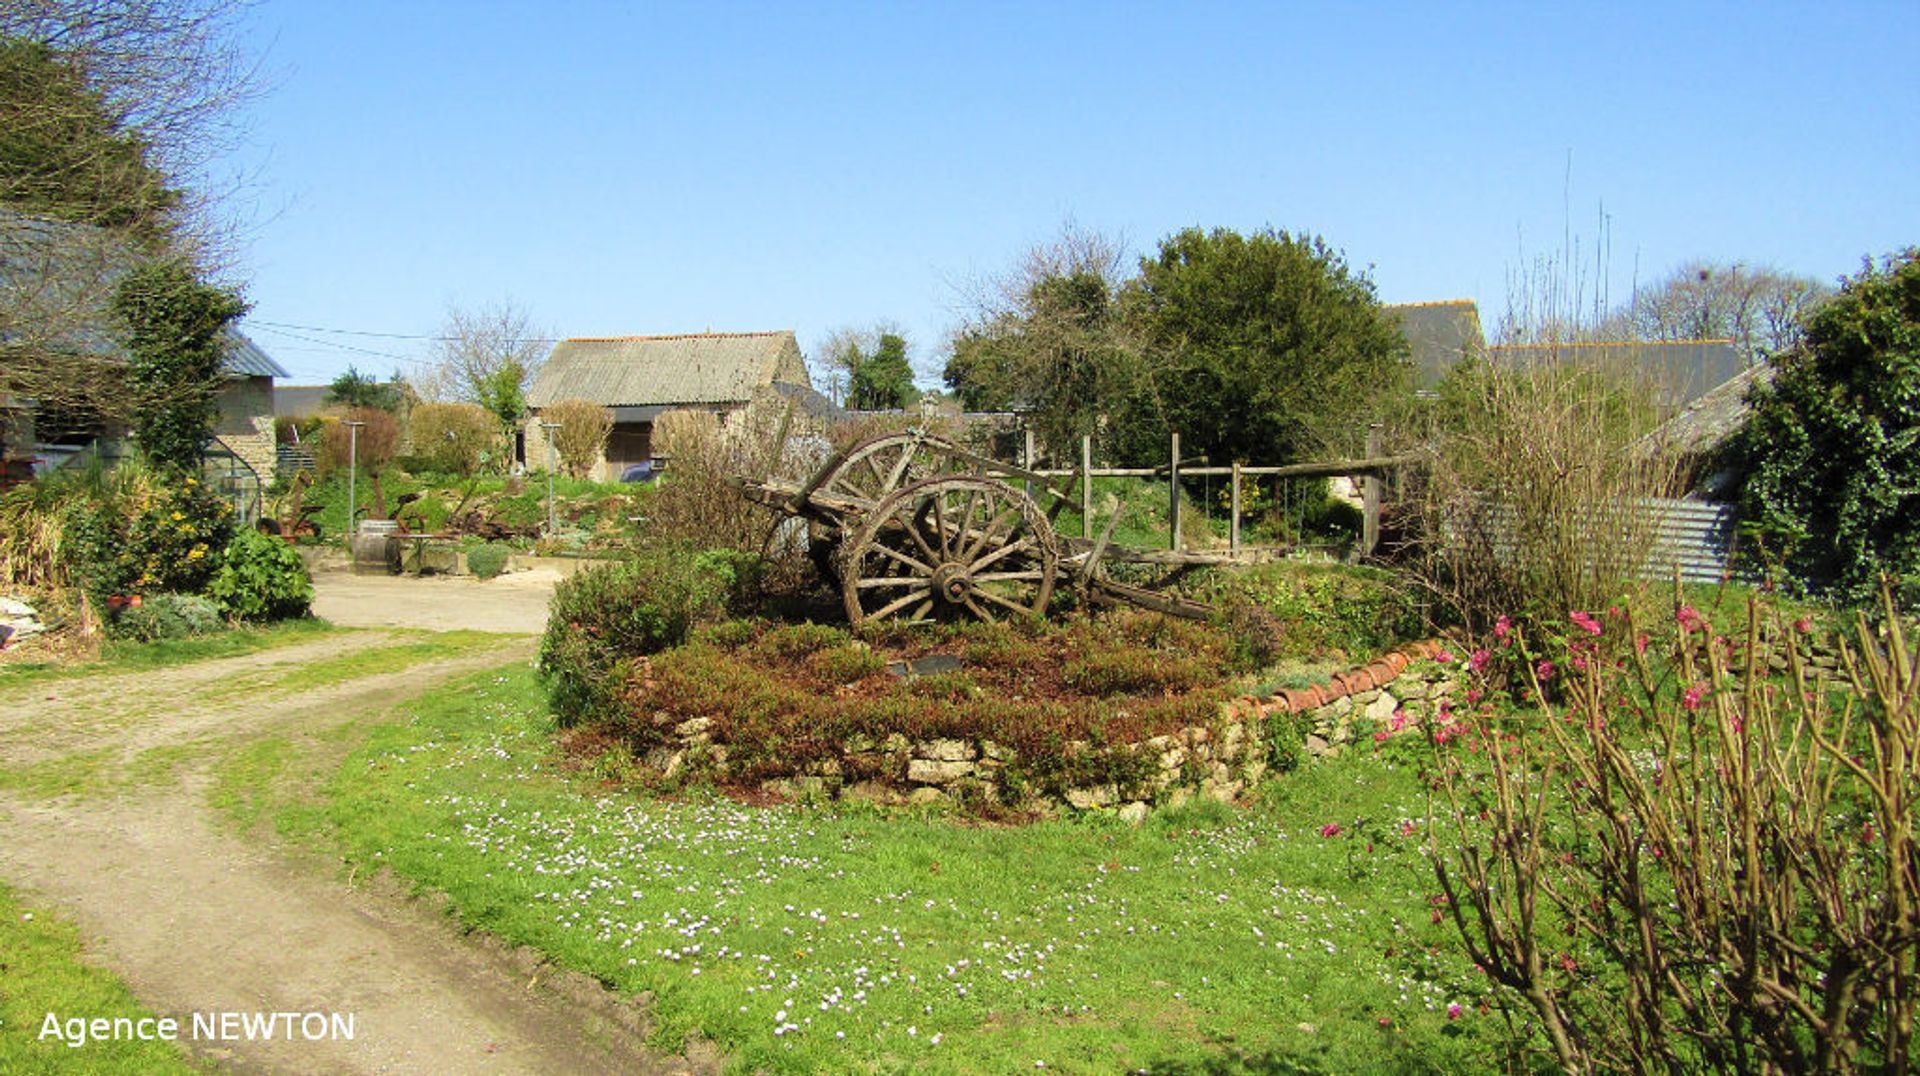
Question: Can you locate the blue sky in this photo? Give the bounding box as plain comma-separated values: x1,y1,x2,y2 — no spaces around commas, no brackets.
226,1,1920,386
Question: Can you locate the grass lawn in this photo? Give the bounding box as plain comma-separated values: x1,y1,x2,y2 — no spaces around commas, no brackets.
0,883,197,1074
247,663,1507,1074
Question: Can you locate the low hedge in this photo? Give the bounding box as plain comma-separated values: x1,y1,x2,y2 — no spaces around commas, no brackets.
538,546,759,727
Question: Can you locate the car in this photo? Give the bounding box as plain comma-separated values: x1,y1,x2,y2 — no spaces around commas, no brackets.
620,460,659,483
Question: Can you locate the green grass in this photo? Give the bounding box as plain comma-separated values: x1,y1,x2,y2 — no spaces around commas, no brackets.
264,663,1502,1074
0,883,199,1074
0,619,336,690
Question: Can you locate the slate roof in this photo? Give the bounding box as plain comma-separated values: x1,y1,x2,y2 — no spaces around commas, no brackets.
528,331,810,409
1485,339,1743,408
1385,300,1484,387
0,207,285,379
1646,362,1771,456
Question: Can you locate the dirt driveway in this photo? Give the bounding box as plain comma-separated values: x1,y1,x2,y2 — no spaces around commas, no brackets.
308,561,561,634
0,623,705,1073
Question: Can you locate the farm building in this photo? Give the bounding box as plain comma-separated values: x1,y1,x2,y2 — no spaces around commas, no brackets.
1485,339,1743,410
525,330,838,480
1385,299,1485,389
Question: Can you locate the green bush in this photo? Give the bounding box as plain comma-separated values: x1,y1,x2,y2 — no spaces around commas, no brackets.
1206,562,1422,661
206,528,313,621
113,592,225,641
395,494,450,533
539,547,758,727
466,542,511,580
63,474,235,608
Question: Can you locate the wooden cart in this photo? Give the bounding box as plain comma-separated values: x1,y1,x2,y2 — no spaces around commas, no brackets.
737,430,1228,626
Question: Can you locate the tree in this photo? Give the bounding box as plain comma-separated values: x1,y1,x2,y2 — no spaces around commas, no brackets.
421,300,548,432
846,332,917,411
1738,248,1920,600
0,0,258,433
324,365,405,412
1617,260,1832,362
109,256,246,472
1118,227,1408,464
944,223,1145,453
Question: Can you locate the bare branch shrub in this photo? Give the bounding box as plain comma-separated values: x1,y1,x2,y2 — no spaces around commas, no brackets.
317,408,398,517
1410,353,1683,634
1430,593,1920,1073
541,398,613,479
644,409,788,554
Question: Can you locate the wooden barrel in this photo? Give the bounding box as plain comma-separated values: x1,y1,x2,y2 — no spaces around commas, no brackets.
351,520,399,574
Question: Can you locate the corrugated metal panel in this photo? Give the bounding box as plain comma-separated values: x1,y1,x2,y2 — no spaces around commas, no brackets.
1466,496,1746,585
528,332,803,407
222,330,289,378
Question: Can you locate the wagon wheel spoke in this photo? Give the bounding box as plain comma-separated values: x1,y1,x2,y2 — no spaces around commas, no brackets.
895,507,943,565
968,506,1022,560
973,569,1046,582
870,542,933,576
973,588,1038,616
869,587,935,621
968,535,1034,573
960,596,997,623
931,490,953,558
856,575,930,588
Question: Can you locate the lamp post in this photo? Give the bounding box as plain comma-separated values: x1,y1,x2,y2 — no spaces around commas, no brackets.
541,421,561,536
345,420,366,538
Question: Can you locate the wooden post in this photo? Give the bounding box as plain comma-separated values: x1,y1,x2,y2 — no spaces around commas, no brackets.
1080,434,1093,540
1230,461,1242,554
1360,423,1381,561
1169,431,1181,553
1023,427,1035,501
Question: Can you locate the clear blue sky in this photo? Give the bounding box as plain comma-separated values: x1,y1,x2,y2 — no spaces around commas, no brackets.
226,1,1920,386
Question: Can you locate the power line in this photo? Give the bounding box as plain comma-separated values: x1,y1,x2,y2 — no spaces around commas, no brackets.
249,318,563,345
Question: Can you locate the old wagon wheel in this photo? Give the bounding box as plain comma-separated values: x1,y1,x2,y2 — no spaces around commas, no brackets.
808,431,975,584
840,475,1058,626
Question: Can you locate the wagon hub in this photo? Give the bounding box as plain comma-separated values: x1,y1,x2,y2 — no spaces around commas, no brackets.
931,562,973,603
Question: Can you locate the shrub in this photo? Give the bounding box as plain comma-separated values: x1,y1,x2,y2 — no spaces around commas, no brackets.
395,493,450,533
466,541,511,580
113,592,225,641
407,402,497,476
1430,590,1920,1073
1411,356,1681,639
539,547,757,727
541,398,615,479
63,473,234,609
206,527,313,621
1206,561,1422,661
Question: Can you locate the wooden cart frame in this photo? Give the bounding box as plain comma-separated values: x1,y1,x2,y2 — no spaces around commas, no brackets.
737,430,1233,626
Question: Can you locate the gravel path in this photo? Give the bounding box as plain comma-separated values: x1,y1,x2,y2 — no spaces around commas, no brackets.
0,594,709,1073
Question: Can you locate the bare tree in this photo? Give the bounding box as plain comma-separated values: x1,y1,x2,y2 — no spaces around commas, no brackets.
426,299,548,402
1616,260,1832,362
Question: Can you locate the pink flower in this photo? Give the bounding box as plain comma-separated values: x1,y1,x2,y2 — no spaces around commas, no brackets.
1569,610,1602,636
1466,687,1483,705
1377,1017,1394,1028
1535,660,1555,682
1447,1002,1463,1020
1795,616,1812,634
1320,822,1343,838
1493,615,1512,642
1400,820,1417,837
1677,605,1707,635
1681,683,1708,711
1373,729,1392,743
1635,633,1650,654
1469,649,1491,673
1435,648,1455,663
